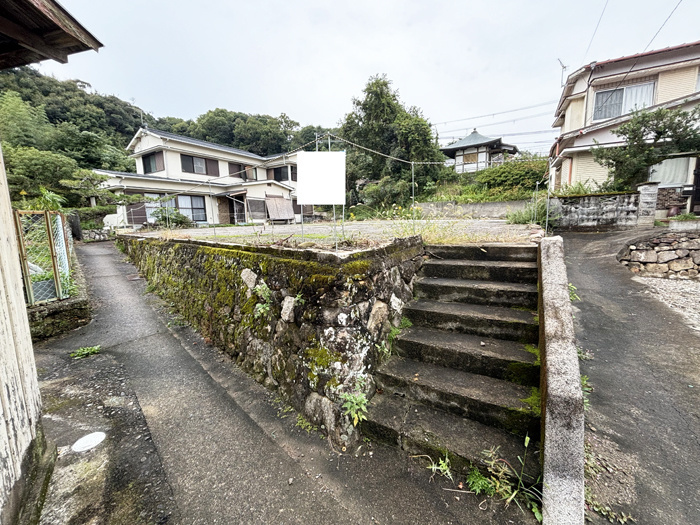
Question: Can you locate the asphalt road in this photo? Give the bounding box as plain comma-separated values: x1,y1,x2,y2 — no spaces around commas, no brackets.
562,231,700,525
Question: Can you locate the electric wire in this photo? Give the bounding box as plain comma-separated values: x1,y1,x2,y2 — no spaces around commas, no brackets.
431,100,558,128
582,0,610,64
593,0,684,118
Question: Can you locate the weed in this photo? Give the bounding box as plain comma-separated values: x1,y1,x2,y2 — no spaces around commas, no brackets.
70,345,100,359
466,468,496,496
653,220,666,227
340,391,368,426
581,375,593,411
411,454,454,482
670,212,697,221
577,347,594,361
387,317,413,349
253,282,273,319
144,283,157,294
294,292,305,306
568,283,581,302
585,487,635,523
482,435,543,522
375,341,392,361
295,414,317,434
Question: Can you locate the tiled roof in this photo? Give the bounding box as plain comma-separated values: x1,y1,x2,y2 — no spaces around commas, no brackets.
139,128,267,160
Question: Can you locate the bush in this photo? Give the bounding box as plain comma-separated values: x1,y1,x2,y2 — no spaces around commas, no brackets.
151,207,193,227
474,156,548,190
506,194,556,228
69,205,117,228
359,176,411,208
420,181,534,203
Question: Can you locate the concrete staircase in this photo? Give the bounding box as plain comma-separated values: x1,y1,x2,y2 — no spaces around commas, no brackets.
364,243,541,478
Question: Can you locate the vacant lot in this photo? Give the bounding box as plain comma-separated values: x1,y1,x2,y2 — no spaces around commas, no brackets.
130,219,535,251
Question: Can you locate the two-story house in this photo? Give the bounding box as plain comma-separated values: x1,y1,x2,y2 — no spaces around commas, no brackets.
98,128,302,227
441,129,518,173
550,40,700,214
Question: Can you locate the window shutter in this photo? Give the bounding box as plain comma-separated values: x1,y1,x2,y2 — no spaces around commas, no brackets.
267,168,275,180
181,155,194,173
206,159,220,176
155,151,164,171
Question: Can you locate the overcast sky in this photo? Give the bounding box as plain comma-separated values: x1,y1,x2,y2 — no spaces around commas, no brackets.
39,0,699,154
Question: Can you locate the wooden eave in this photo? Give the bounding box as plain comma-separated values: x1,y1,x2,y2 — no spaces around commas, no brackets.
0,0,101,69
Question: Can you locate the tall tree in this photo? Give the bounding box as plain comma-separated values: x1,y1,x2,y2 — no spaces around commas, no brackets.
340,75,448,204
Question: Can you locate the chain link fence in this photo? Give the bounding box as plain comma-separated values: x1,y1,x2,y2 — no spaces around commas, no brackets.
14,211,74,306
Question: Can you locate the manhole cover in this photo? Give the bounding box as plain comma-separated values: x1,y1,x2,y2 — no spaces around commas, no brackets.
126,274,141,281
72,431,106,452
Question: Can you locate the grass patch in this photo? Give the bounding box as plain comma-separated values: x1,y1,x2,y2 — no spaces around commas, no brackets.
70,345,100,359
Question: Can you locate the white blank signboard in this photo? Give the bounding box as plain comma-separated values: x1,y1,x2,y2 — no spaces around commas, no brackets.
296,151,346,205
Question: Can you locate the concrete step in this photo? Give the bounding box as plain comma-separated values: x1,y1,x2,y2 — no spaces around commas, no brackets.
415,276,538,308
404,299,538,344
421,259,538,284
363,394,541,482
424,243,538,262
375,357,540,437
395,327,540,387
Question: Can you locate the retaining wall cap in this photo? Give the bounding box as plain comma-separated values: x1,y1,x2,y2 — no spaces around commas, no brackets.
539,236,585,525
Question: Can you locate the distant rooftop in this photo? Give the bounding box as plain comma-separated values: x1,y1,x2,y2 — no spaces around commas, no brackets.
440,129,517,158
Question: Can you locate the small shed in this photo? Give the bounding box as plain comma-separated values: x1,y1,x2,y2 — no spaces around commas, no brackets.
441,129,518,173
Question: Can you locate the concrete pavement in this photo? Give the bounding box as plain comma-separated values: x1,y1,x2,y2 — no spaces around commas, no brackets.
563,232,700,525
36,241,532,524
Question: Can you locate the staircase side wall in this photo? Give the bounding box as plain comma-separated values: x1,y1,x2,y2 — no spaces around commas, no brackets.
117,235,423,447
538,236,584,524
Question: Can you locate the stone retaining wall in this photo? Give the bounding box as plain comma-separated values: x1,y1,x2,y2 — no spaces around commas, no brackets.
617,232,700,279
117,236,424,447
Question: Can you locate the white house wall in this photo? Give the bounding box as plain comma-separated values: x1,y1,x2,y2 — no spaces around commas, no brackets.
0,145,41,516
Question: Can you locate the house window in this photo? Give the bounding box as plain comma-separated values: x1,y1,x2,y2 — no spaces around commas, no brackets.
228,163,247,180
274,167,289,182
181,155,219,176
144,193,175,223
291,166,297,181
593,82,654,120
143,151,164,173
177,195,207,222
649,158,690,186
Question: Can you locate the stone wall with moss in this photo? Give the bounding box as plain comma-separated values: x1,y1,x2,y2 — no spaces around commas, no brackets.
116,236,424,446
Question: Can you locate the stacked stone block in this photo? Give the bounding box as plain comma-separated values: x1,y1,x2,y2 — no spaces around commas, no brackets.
619,232,700,279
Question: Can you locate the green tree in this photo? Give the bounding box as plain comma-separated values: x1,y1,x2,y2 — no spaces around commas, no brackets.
3,143,80,203
0,91,51,148
340,75,448,205
593,106,700,189
59,168,139,206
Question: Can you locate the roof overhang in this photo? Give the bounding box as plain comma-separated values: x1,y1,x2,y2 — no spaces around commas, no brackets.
0,0,101,69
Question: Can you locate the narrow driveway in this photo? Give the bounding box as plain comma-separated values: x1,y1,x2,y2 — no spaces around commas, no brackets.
38,241,532,524
563,232,700,524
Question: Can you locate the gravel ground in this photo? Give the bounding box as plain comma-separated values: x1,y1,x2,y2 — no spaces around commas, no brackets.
633,276,700,332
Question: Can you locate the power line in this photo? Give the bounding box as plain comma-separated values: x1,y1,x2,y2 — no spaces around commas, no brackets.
595,0,684,117
582,0,610,64
431,100,558,128
439,111,553,134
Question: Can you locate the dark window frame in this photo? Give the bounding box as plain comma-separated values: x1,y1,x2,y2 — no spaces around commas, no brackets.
181,154,220,176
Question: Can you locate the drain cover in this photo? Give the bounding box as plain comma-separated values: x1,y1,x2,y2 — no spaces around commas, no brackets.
126,274,141,281
72,431,106,452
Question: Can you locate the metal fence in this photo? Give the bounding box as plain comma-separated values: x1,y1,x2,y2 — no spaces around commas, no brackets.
14,210,73,306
